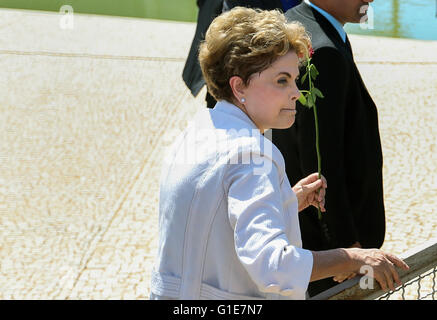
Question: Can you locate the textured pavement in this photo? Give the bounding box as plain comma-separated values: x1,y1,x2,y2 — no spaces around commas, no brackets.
0,8,436,299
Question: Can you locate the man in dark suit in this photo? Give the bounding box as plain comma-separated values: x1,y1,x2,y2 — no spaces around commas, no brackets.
183,0,301,108
182,0,224,109
272,0,385,297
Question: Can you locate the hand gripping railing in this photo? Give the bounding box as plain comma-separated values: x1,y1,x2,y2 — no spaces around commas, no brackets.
310,238,437,300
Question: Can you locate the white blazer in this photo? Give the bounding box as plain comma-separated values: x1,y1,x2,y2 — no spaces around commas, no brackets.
151,100,313,300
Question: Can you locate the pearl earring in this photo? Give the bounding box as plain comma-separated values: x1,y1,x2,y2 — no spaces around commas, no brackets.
241,98,246,103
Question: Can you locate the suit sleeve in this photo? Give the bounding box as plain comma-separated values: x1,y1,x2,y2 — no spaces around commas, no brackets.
298,47,359,247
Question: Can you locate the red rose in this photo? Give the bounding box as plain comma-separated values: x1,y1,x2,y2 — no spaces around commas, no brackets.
309,47,315,58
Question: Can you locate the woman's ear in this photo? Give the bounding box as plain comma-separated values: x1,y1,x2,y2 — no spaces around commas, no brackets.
229,76,246,104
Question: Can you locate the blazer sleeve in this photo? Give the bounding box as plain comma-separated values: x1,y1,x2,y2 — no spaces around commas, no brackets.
298,46,359,247
224,153,313,297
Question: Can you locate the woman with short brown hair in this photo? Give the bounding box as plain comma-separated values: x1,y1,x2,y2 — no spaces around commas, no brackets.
151,7,408,300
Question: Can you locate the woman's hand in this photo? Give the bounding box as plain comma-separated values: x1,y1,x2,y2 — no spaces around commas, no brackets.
292,173,327,212
334,242,362,282
333,272,357,283
348,248,410,292
311,248,409,292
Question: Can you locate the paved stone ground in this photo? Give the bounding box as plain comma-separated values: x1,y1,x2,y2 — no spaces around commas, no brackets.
0,9,436,300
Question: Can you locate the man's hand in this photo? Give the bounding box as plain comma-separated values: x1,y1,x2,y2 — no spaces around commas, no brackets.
292,173,327,212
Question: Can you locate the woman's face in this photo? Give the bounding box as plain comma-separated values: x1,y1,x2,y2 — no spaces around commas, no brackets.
237,51,301,133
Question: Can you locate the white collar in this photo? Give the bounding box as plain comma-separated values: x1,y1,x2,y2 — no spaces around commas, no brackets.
213,100,260,131
304,0,347,42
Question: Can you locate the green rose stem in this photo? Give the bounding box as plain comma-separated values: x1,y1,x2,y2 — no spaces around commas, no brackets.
309,70,322,184
298,51,324,220
313,106,322,190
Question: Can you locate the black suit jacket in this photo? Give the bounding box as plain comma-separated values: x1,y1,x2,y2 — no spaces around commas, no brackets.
225,0,284,10
182,0,285,97
183,0,224,97
272,2,385,250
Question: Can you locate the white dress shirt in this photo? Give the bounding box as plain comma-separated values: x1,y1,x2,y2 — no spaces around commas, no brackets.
150,100,313,300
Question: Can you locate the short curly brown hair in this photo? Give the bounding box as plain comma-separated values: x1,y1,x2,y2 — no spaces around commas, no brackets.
199,7,311,102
